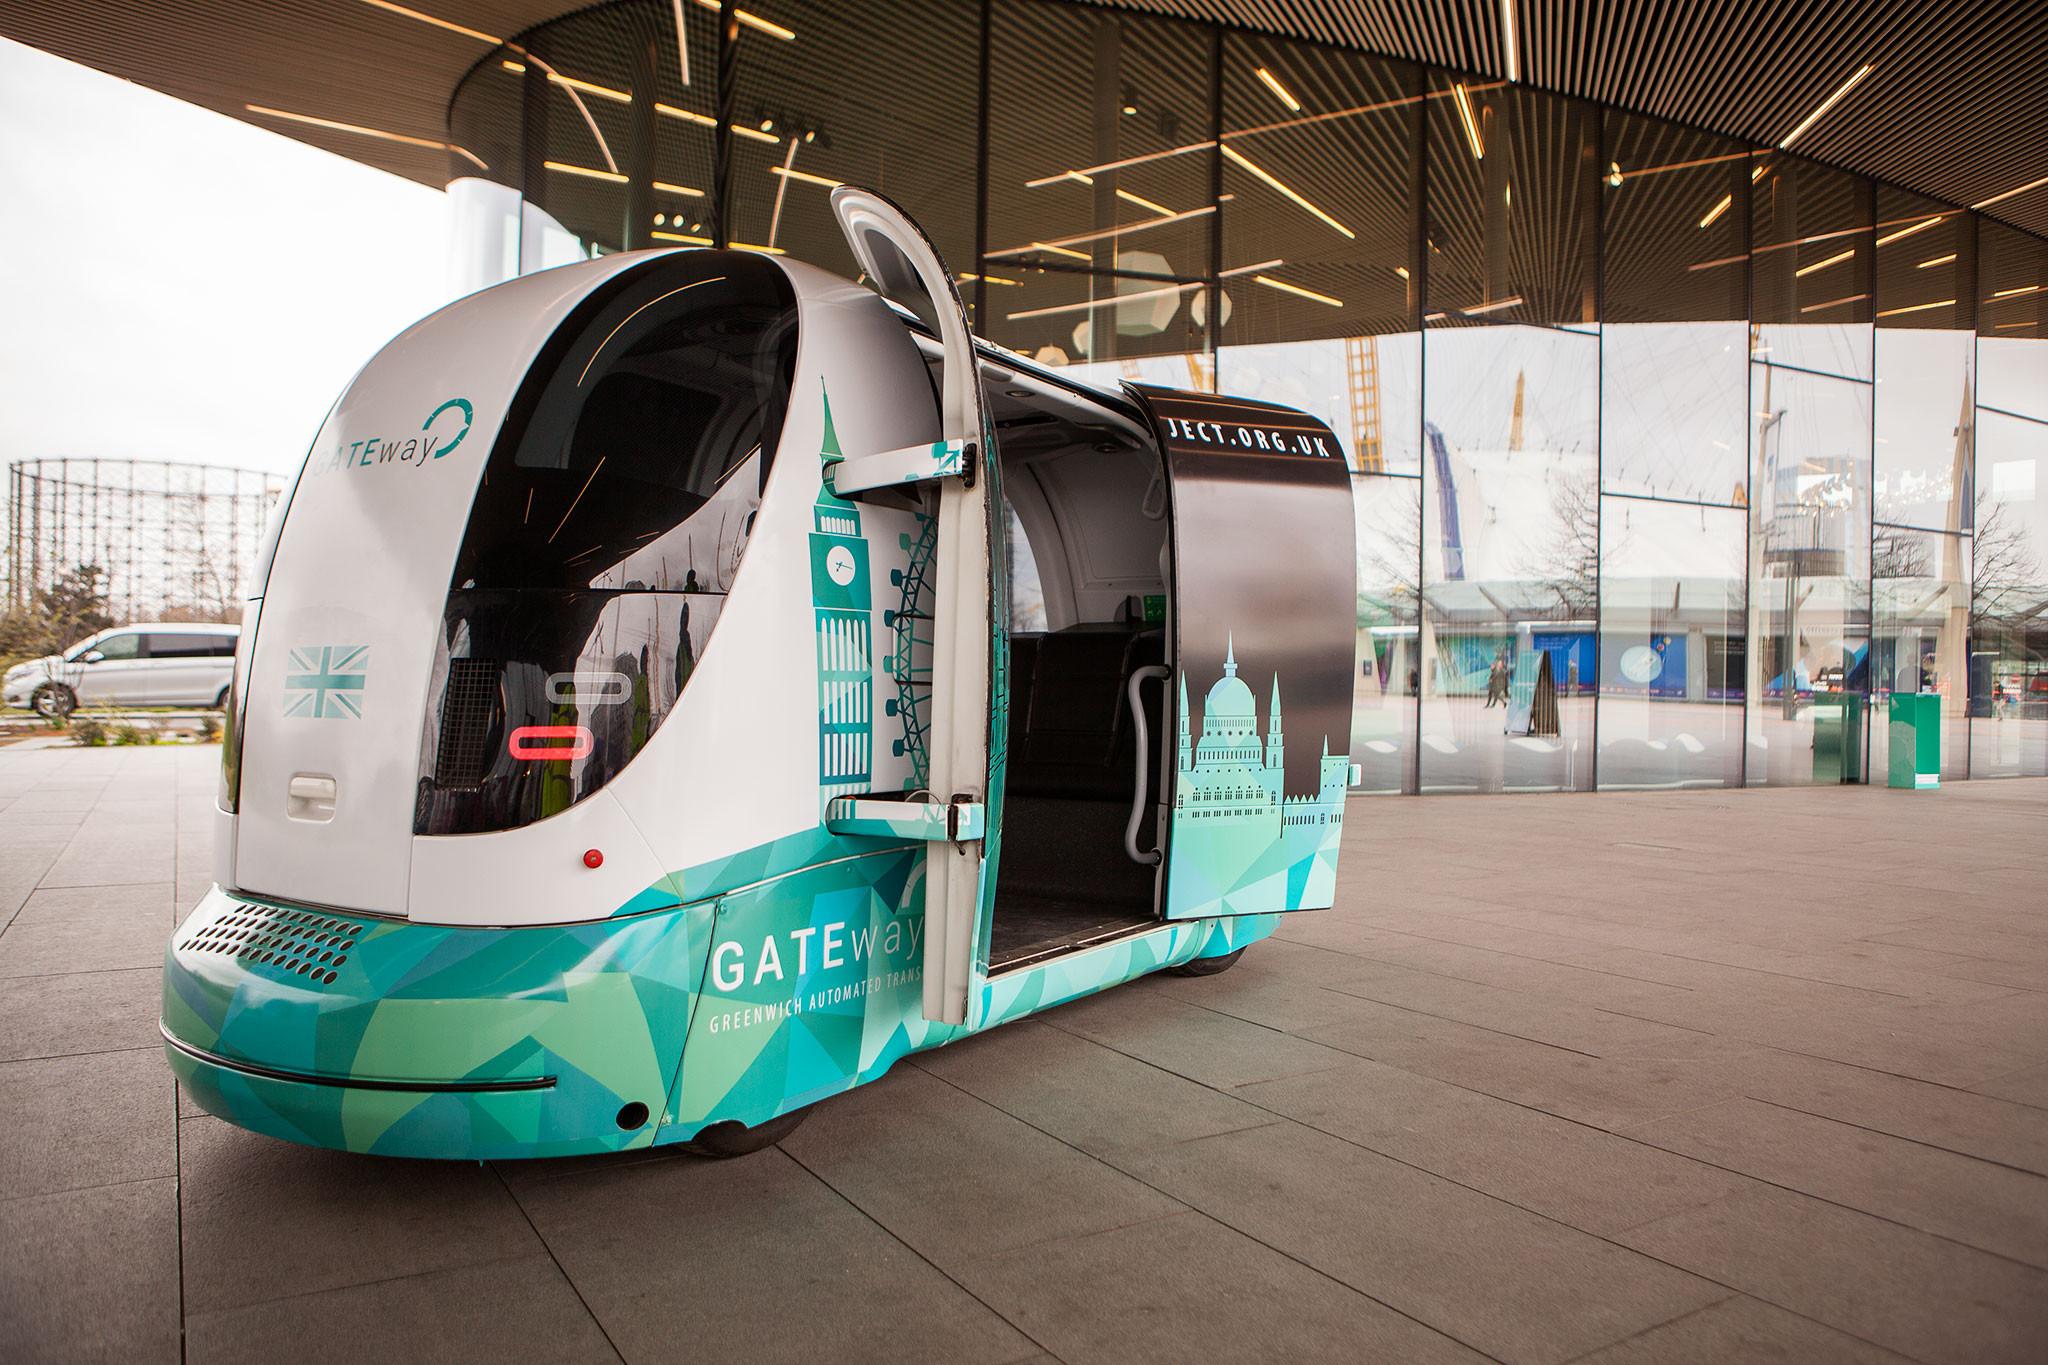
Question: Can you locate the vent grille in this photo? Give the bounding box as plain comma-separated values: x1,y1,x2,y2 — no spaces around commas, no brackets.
436,658,501,789
178,906,360,987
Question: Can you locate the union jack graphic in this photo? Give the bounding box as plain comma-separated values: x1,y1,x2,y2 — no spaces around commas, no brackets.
283,646,368,719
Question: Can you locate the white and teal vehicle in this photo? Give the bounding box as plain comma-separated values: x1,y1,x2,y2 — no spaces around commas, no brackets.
162,191,1359,1159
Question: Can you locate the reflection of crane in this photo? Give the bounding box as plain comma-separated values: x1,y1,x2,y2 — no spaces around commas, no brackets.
1344,336,1384,472
1426,421,1465,581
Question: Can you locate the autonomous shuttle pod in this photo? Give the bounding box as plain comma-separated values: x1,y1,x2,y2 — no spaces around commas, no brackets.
163,190,1359,1158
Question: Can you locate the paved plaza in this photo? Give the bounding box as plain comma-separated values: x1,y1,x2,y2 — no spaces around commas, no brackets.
2,743,2045,1364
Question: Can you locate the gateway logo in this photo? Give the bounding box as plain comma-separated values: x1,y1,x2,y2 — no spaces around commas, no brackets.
308,397,473,477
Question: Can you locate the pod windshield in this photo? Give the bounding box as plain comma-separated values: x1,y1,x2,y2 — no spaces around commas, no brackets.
415,251,797,835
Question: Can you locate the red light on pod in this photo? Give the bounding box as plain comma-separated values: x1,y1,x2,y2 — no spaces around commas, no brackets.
508,725,594,760
583,849,604,869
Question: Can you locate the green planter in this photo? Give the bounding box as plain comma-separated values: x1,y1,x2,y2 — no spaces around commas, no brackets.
1888,693,1942,790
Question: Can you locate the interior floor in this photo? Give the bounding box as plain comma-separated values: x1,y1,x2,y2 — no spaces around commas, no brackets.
987,794,1160,972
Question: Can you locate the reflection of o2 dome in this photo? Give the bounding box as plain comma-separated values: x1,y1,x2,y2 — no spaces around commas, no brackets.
1619,644,1665,684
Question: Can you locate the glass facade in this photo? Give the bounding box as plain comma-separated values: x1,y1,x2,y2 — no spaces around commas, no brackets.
442,0,2048,791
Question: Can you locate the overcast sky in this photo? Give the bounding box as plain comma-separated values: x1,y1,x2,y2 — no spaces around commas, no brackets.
0,38,458,481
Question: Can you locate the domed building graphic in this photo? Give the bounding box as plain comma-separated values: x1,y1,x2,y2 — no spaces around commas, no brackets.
1171,637,1348,918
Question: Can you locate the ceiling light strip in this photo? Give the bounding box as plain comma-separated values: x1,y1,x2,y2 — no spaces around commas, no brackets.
1777,64,1874,149
1874,215,1946,247
1797,293,1866,314
1499,0,1520,83
1255,274,1343,307
988,205,1218,260
1219,144,1354,238
1699,194,1733,229
1255,67,1302,113
360,0,501,45
1918,253,1957,269
244,104,487,170
691,0,796,41
1794,248,1856,278
1451,83,1485,160
1115,187,1176,217
1875,299,1956,318
1972,174,2048,210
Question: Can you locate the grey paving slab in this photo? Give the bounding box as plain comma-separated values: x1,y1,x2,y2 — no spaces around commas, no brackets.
0,966,163,1062
184,1254,619,1365
911,1018,1276,1157
0,1046,174,1197
1043,979,1357,1090
0,905,175,977
1974,1063,2048,1109
1618,1184,2048,1365
0,1177,181,1365
776,1063,1188,1263
1572,1294,1914,1365
951,1209,1489,1365
178,1115,544,1312
1235,1056,1760,1235
512,1147,1038,1365
8,880,175,925
1632,1096,2048,1267
1112,1118,1728,1365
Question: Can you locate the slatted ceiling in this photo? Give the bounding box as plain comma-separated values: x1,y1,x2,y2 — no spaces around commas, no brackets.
5,0,2044,246
1096,0,2048,240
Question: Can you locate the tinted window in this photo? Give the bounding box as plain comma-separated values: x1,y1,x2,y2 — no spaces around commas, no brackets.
449,251,797,593
91,633,143,661
146,633,234,659
418,251,797,835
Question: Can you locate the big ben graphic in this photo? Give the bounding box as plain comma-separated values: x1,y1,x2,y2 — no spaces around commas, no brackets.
810,481,873,810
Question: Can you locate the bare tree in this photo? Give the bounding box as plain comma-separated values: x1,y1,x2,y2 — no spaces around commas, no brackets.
1529,469,1601,617
1971,493,2043,633
1873,527,1933,581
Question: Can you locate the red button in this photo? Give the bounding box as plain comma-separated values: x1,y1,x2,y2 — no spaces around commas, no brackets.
583,849,604,869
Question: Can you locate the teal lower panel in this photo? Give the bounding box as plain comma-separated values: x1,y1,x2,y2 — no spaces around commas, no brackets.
165,1044,656,1160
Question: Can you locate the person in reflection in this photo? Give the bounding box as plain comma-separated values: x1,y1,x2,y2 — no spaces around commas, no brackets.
682,568,702,593
1484,651,1510,709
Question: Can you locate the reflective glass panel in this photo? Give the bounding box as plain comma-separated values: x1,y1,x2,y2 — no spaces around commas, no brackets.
1970,408,2048,777
1352,474,1420,792
1870,526,1971,781
1597,499,1745,789
985,2,1215,367
1745,361,1872,785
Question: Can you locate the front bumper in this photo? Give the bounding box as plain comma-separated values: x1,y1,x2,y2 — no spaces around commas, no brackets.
2,680,32,708
162,884,715,1159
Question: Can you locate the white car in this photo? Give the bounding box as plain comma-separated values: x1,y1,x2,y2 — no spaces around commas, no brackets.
3,623,240,717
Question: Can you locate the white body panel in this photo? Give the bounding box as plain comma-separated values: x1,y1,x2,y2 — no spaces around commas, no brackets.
233,256,655,916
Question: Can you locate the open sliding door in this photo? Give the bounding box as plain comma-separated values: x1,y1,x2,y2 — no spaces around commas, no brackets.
1128,387,1357,920
826,189,1006,1026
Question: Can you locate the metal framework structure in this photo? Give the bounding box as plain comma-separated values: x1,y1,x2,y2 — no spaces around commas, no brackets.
5,459,282,622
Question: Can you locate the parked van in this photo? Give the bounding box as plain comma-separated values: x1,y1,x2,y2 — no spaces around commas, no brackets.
4,623,240,716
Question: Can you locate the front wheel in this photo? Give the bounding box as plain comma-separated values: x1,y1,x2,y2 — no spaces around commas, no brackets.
679,1107,810,1159
1167,947,1244,978
31,683,76,719
212,686,230,711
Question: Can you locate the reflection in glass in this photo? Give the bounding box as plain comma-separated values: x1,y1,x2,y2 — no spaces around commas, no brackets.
1420,326,1598,792
1970,409,2048,777
984,3,1214,366
1874,330,1974,534
1218,334,1421,475
1351,475,1420,792
1745,356,1872,784
1870,527,1970,780
1597,500,1744,788
1601,323,1747,503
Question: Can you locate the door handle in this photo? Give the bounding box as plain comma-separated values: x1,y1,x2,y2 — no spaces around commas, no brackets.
286,773,337,822
1124,666,1170,866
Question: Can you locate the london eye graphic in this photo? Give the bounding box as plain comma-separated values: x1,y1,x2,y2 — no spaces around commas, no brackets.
885,513,937,790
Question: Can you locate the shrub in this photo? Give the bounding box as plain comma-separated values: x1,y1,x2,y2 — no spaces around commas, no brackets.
113,723,147,746
71,717,108,746
199,714,222,742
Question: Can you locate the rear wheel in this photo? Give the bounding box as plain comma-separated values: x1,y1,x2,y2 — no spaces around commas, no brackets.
679,1107,810,1159
1167,947,1244,978
212,686,230,710
31,683,76,719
